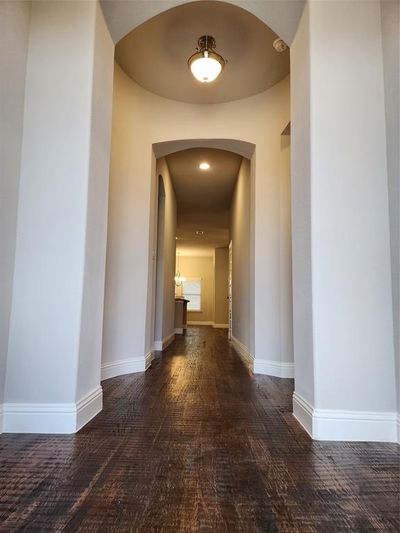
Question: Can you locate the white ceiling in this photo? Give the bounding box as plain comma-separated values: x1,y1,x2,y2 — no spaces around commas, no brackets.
115,1,290,104
176,209,231,248
101,0,305,48
166,147,242,249
166,148,242,211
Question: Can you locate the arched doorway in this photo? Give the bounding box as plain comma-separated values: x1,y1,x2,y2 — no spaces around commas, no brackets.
149,139,256,368
3,0,396,442
102,31,294,401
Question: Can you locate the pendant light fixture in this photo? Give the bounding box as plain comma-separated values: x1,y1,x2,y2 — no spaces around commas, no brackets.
174,252,186,287
188,35,226,83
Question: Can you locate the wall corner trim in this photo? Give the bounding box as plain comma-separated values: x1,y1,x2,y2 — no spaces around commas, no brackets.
76,387,103,431
153,332,175,351
292,391,314,436
293,392,399,443
397,413,400,444
230,336,254,372
254,359,294,378
1,386,102,434
145,351,154,370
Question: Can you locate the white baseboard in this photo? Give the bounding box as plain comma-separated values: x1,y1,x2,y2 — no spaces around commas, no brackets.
230,336,254,372
153,332,175,351
292,392,314,435
188,322,228,328
254,359,294,378
175,327,183,334
76,386,103,431
1,386,102,434
187,320,214,326
163,332,175,349
101,357,147,381
293,391,399,443
145,351,154,370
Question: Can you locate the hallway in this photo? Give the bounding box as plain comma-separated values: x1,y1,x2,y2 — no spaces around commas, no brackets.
0,327,399,531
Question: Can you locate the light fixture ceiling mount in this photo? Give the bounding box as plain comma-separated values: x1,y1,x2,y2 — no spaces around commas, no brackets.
188,35,226,83
273,38,288,53
199,162,210,170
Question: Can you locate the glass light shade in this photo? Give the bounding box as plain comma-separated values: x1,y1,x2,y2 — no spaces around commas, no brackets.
174,273,186,286
189,51,224,83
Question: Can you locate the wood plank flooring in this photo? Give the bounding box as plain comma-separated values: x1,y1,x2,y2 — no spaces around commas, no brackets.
0,326,399,531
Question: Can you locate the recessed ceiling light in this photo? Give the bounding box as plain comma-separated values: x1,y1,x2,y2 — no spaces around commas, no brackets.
188,35,226,83
196,230,204,235
199,162,210,170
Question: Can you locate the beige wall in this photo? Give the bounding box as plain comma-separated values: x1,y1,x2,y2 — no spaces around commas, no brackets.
279,135,294,364
0,0,30,405
178,256,214,323
154,158,177,343
76,2,115,399
291,0,396,422
230,159,251,349
103,63,292,371
291,3,314,403
381,0,400,415
5,0,114,413
214,248,229,326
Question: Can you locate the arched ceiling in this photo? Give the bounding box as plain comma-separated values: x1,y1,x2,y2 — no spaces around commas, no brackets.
100,0,305,46
114,1,290,104
153,138,255,159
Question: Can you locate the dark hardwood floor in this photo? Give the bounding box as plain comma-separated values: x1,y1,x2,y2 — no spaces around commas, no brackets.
0,326,399,532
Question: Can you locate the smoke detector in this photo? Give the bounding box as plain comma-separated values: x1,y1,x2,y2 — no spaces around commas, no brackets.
273,38,288,53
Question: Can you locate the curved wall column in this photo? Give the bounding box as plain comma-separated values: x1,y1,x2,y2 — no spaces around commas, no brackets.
291,1,397,442
3,0,114,433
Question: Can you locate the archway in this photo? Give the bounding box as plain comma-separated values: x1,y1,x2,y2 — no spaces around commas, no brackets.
148,139,256,367
101,0,397,443
3,1,396,442
101,37,294,388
